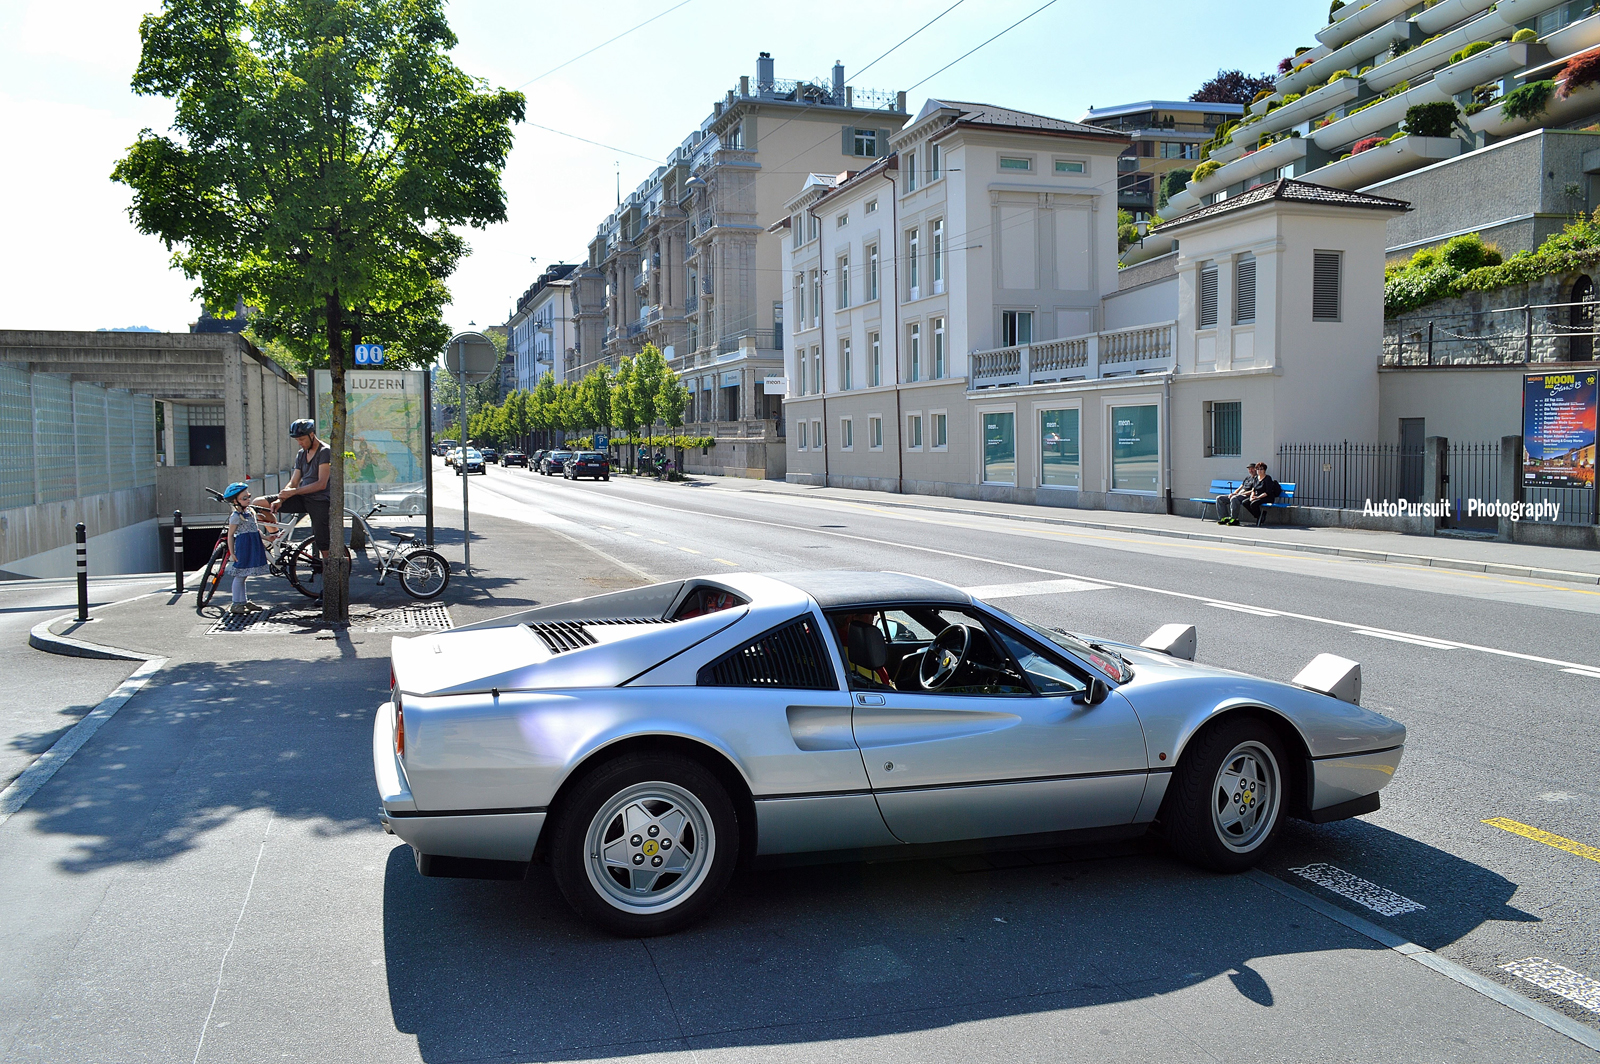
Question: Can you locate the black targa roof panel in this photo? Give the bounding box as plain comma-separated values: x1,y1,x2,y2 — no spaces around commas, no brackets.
768,571,968,609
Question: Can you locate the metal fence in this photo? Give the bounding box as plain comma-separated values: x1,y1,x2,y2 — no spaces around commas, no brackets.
0,364,156,510
1384,300,1598,366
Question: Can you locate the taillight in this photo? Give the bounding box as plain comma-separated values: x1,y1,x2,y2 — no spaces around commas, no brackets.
394,698,405,757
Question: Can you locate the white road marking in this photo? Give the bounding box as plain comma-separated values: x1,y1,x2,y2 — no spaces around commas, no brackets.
599,524,616,530
963,578,1110,599
1537,792,1582,802
1353,630,1457,651
1500,958,1600,1013
1289,863,1426,916
1206,602,1279,617
1561,667,1600,679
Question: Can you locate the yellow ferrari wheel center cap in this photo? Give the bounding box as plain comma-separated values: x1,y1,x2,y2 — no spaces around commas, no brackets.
642,839,659,856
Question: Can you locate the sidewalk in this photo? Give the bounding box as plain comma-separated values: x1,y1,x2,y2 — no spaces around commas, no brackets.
699,477,1600,586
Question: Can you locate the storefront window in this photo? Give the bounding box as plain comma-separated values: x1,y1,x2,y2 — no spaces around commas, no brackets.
1040,408,1080,488
1111,404,1160,493
983,412,1016,484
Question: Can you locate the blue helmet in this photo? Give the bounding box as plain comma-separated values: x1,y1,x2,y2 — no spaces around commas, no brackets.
221,482,250,502
288,418,317,438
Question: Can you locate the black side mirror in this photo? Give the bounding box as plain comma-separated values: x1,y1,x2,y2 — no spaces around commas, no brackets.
1073,677,1110,706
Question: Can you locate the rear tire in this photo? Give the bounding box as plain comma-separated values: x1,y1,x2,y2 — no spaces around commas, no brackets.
287,539,325,599
549,754,739,937
1163,716,1287,873
196,544,227,612
397,549,449,600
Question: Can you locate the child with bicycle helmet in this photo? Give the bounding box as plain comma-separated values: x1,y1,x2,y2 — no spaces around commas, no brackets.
223,482,271,614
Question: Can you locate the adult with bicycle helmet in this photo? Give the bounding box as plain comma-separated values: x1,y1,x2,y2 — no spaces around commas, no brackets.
268,418,332,568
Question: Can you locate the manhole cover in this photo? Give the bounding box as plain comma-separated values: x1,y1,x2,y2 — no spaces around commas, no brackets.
366,604,454,632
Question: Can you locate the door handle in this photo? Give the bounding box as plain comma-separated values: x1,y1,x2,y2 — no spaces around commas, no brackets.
855,694,885,706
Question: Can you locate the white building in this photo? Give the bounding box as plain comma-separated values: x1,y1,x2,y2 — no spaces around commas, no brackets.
507,264,577,390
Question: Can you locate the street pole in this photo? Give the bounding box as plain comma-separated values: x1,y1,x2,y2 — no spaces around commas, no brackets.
459,340,471,576
173,511,184,593
75,522,89,622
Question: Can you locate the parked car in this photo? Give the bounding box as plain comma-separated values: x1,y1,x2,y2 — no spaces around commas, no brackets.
375,570,1403,936
563,451,611,481
500,450,528,468
454,448,486,475
530,449,548,469
539,450,573,476
480,447,498,463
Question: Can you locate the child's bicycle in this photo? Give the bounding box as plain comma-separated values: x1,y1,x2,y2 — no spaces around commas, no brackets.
194,488,314,611
269,502,451,603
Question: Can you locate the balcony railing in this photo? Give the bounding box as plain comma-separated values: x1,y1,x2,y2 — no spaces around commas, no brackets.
684,292,698,313
969,321,1176,388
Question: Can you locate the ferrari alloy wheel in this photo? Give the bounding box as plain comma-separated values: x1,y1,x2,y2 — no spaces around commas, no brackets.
1162,717,1286,873
550,754,738,936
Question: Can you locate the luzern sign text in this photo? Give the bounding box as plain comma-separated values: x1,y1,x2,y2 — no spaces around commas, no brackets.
346,371,414,392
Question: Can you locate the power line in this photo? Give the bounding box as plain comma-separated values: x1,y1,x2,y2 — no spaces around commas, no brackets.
515,0,698,90
906,0,1063,92
852,0,967,80
524,121,663,164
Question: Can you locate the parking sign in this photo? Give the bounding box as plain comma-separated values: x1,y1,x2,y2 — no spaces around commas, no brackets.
353,343,385,365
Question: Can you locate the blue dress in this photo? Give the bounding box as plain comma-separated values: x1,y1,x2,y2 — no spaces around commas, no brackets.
230,509,270,577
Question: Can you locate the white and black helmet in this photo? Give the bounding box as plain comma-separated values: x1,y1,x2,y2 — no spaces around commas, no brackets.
288,418,317,438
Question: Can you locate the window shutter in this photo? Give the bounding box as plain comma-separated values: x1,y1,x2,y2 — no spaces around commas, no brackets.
877,130,891,158
842,126,855,155
1235,254,1256,325
1199,264,1219,328
1313,251,1341,321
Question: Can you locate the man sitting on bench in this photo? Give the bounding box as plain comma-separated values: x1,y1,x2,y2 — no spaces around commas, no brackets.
1217,463,1260,525
1225,462,1282,525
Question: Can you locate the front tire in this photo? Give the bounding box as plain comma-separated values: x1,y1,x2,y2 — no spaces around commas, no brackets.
549,754,739,937
1163,717,1287,873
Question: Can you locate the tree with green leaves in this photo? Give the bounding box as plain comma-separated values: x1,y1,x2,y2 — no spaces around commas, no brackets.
529,373,558,449
112,0,522,620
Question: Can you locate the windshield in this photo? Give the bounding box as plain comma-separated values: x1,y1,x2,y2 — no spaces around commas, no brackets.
466,449,482,459
981,603,1130,682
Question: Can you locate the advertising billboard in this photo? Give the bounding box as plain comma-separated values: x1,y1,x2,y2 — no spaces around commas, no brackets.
1522,371,1597,488
314,369,429,514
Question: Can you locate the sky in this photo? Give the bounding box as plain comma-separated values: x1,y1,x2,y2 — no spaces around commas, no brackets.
0,0,1317,339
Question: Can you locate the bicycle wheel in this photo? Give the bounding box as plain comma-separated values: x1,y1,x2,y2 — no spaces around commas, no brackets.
398,549,449,600
196,544,228,612
288,539,325,599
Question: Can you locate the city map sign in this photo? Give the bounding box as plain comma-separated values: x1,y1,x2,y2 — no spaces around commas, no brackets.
1522,370,1597,489
314,369,429,513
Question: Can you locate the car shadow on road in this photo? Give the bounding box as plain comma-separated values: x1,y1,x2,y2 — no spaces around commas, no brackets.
381,817,1538,1062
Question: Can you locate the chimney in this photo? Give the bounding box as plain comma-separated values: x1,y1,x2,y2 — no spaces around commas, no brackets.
756,52,775,93
832,61,844,99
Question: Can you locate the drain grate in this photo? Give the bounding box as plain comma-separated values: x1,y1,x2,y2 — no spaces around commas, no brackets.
366,604,454,632
207,609,304,634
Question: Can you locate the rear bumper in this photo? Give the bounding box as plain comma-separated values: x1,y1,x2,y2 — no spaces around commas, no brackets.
1308,745,1403,820
372,703,546,861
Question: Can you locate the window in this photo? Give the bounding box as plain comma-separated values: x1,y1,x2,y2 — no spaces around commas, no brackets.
930,143,941,182
837,254,851,309
1054,159,1086,174
869,415,883,449
933,412,948,449
798,421,808,449
907,228,920,296
905,151,917,192
811,347,821,394
1235,253,1256,325
983,411,1016,484
792,215,803,249
812,419,822,449
931,219,944,292
794,273,805,332
867,244,879,300
870,332,882,387
991,627,1086,696
907,414,923,450
807,214,819,242
1040,408,1080,488
842,418,854,450
865,198,878,214
698,618,836,690
1198,262,1219,329
836,212,848,228
839,338,852,390
851,127,879,157
932,317,945,378
999,156,1033,172
1111,404,1160,493
810,270,821,327
1160,142,1196,159
1313,250,1342,322
1206,400,1242,458
1001,311,1032,347
907,323,921,382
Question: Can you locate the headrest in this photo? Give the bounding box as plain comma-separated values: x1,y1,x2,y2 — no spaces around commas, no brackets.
847,621,888,670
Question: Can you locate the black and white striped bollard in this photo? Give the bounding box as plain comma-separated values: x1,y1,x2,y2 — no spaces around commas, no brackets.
172,511,184,594
75,522,89,622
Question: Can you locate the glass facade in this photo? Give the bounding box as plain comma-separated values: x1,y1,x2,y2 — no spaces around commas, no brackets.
1111,404,1160,493
983,412,1016,484
1040,408,1080,488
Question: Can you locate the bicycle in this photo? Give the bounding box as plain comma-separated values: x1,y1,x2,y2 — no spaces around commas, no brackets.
194,488,313,611
284,502,450,602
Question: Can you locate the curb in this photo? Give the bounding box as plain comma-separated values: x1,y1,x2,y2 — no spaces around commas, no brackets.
29,614,158,661
738,488,1600,588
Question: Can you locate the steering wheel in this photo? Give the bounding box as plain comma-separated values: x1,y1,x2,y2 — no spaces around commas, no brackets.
919,623,973,690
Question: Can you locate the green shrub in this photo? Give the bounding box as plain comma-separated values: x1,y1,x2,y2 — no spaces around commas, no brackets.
1511,28,1537,43
1281,92,1301,105
1403,100,1459,137
1382,217,1600,315
1501,79,1555,120
1192,159,1221,182
1328,0,1345,21
1449,41,1495,63
1439,233,1502,272
1251,88,1275,104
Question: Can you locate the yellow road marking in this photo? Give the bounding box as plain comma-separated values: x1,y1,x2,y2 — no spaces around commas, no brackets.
650,538,668,545
678,547,701,554
714,558,739,566
1483,818,1600,864
621,531,641,537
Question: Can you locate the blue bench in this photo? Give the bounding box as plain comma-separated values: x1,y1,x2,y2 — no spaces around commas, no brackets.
1192,480,1298,525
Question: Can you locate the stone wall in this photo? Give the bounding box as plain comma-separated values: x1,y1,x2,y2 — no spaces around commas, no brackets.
1384,272,1597,366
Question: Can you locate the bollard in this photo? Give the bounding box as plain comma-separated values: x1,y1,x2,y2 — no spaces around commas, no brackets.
75,522,89,622
173,510,185,593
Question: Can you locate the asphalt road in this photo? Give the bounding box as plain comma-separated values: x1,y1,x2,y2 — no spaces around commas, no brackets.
445,461,1600,1032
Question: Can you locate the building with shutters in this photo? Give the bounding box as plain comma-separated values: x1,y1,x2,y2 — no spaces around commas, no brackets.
507,264,577,391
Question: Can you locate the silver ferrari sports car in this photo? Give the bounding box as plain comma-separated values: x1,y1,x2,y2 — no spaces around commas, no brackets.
374,571,1405,935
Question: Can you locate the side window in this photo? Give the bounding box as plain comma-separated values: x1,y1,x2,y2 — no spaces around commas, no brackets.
697,618,837,690
992,628,1087,697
